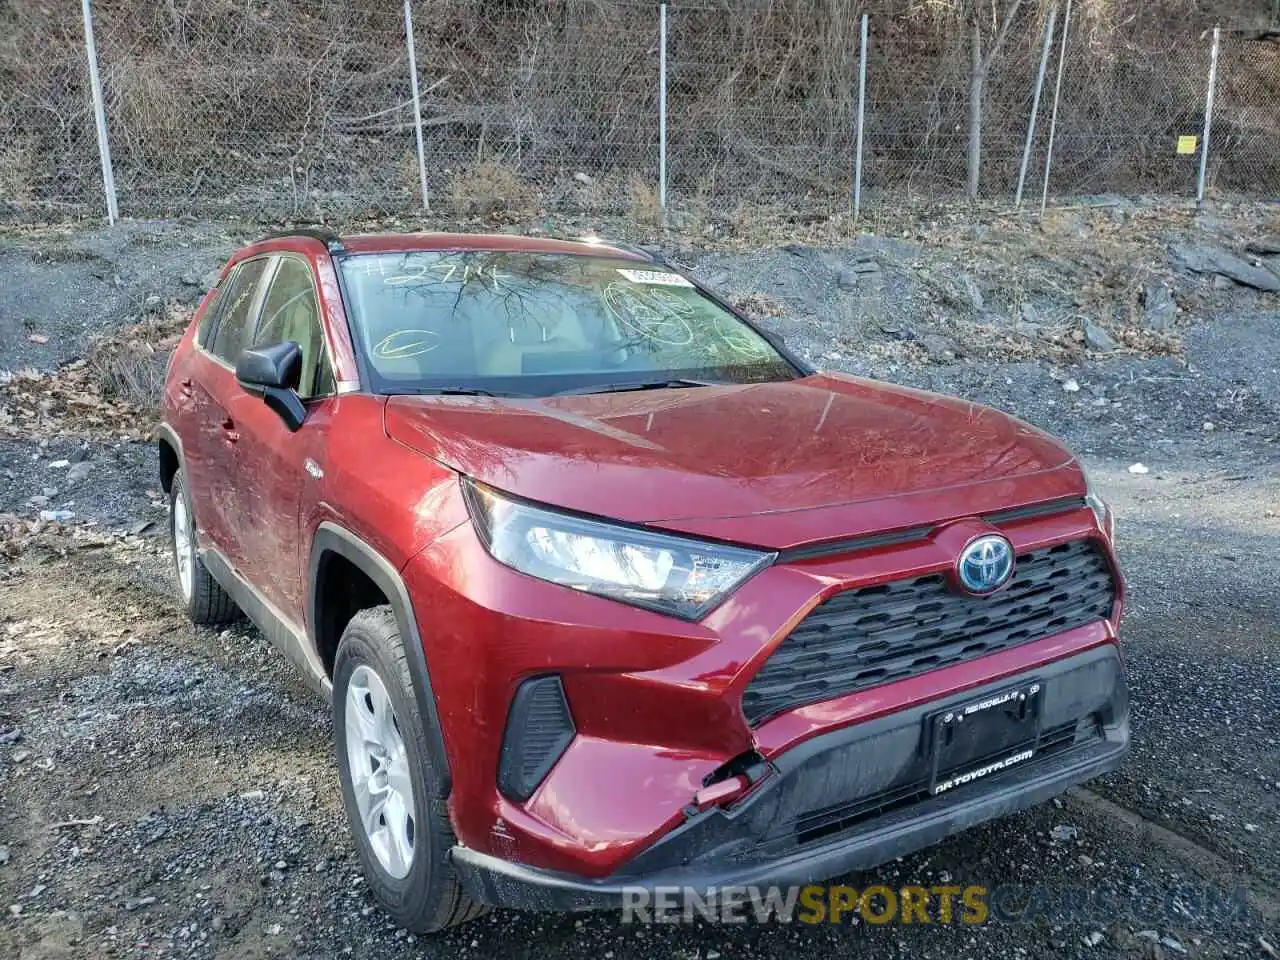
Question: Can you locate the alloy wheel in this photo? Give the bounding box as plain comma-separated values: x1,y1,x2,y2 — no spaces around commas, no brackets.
344,664,416,879
172,494,194,601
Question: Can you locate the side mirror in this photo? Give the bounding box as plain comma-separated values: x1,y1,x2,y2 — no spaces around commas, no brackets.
236,342,306,432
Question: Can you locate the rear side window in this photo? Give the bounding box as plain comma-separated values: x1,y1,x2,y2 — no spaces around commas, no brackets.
196,279,224,348
210,258,269,364
253,257,334,399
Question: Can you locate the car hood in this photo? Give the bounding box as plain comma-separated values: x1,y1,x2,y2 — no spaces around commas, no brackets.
383,374,1080,545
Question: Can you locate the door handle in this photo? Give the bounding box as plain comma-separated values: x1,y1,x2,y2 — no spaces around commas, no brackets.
179,378,194,398
220,417,239,444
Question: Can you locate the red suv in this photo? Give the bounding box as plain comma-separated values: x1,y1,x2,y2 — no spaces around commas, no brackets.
159,229,1127,930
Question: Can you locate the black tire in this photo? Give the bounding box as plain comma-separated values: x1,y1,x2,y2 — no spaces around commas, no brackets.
169,468,239,625
333,606,486,933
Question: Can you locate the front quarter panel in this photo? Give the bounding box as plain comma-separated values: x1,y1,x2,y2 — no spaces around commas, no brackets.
315,395,468,570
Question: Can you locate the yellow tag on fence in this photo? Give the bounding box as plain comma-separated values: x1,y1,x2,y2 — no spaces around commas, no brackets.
1176,135,1199,155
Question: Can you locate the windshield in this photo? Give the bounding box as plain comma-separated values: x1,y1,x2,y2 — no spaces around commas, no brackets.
337,252,798,395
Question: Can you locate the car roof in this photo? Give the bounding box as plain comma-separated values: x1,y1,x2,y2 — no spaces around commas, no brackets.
245,230,651,262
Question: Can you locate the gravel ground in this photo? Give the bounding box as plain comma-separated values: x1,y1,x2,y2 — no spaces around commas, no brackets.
0,221,236,374
1,213,1277,958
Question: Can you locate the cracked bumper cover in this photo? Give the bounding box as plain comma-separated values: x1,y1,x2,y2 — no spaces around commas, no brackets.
450,644,1129,911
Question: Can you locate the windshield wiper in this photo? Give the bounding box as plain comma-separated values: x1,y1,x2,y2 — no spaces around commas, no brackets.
406,387,529,398
552,378,723,397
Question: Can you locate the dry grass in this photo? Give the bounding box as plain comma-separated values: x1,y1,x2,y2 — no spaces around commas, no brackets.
626,174,663,226
84,304,190,417
447,161,538,222
0,136,36,202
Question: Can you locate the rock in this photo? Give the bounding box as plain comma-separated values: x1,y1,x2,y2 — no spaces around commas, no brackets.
920,333,959,363
0,729,21,745
1135,930,1159,942
11,749,29,763
1245,822,1259,832
1128,463,1150,474
180,272,202,286
1083,320,1116,352
200,267,222,292
240,789,265,801
1143,284,1177,330
837,268,861,291
68,447,89,464
65,461,93,485
1019,303,1039,325
1049,824,1078,841
1203,421,1215,432
211,915,226,933
1161,935,1187,954
850,260,881,274
41,486,57,497
1062,379,1080,393
124,896,157,911
1082,931,1104,947
39,510,75,523
572,171,595,186
1245,235,1280,255
274,860,287,871
8,904,21,917
28,496,50,509
48,459,70,469
1169,243,1280,292
0,845,8,865
128,520,155,536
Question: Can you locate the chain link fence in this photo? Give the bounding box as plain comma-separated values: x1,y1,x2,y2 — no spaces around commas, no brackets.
1,0,1277,223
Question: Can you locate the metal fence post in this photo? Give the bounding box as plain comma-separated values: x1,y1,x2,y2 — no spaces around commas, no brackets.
853,13,868,219
1039,0,1072,216
659,0,668,212
404,0,430,213
1197,26,1221,207
1016,6,1057,207
80,0,118,225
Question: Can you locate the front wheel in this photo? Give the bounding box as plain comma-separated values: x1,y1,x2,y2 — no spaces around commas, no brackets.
333,606,485,932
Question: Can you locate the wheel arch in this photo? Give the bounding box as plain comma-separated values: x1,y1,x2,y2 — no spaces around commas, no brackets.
308,522,452,795
156,422,184,493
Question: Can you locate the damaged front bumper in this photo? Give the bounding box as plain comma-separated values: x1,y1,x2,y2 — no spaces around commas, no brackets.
450,644,1129,911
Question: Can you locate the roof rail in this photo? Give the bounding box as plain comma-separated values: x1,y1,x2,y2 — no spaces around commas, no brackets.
260,227,345,253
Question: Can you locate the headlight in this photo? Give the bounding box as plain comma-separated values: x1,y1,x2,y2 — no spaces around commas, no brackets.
462,480,774,620
1085,473,1115,543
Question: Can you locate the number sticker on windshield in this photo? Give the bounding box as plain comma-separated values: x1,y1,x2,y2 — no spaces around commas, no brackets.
615,268,694,288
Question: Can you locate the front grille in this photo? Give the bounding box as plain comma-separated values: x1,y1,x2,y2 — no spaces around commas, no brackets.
742,539,1116,724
